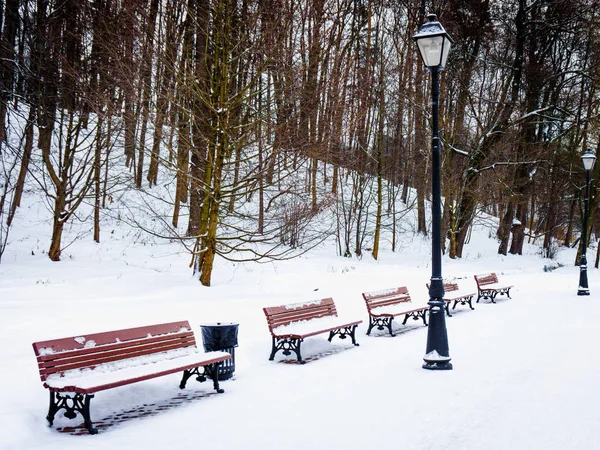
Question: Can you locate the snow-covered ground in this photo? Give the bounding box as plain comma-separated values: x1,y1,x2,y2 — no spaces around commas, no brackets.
1,196,599,450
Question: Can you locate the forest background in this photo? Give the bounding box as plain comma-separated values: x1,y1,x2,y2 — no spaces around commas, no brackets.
0,0,599,286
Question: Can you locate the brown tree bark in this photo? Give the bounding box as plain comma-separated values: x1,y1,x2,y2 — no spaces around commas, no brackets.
135,0,159,188
0,0,20,144
7,108,35,226
454,0,526,258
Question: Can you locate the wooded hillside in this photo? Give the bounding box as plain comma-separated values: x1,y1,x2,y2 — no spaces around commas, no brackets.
0,0,598,285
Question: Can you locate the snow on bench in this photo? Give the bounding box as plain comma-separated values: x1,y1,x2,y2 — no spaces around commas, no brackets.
426,281,476,315
474,273,513,303
362,286,428,337
32,320,231,434
263,297,362,364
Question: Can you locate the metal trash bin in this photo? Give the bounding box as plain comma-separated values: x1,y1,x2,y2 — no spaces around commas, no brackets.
200,322,238,380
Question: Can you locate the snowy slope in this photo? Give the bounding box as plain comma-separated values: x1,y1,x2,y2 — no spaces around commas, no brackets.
1,181,599,449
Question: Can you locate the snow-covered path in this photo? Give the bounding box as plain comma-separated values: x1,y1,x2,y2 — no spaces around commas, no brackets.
1,241,599,449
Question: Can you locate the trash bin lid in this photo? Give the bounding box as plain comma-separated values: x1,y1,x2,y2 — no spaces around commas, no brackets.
200,322,239,327
200,322,239,350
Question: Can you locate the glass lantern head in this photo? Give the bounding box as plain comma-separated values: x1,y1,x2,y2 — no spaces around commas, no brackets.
582,149,597,171
413,14,454,70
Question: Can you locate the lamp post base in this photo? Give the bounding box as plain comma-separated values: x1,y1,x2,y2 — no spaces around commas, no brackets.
422,349,453,370
423,361,453,370
578,261,589,296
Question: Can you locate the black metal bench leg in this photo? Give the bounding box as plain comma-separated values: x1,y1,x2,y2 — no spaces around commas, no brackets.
491,292,497,303
468,296,475,310
366,316,375,335
422,310,428,326
445,302,452,317
367,316,393,336
207,362,225,393
476,292,482,303
269,337,304,363
179,369,194,389
295,340,305,364
180,364,223,391
82,394,98,435
269,336,278,361
330,325,362,344
47,392,97,434
506,288,512,299
387,318,395,337
350,325,360,346
47,391,59,427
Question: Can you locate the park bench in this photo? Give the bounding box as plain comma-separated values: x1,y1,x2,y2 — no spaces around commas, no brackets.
426,281,476,316
362,287,428,337
263,298,362,364
474,273,513,303
32,320,231,434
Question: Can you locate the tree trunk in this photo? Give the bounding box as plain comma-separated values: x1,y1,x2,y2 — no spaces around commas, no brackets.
48,213,65,261
509,204,526,255
93,115,103,243
134,0,159,188
7,108,35,226
497,201,514,255
372,59,385,260
147,1,179,187
454,0,526,258
0,0,19,144
564,193,577,247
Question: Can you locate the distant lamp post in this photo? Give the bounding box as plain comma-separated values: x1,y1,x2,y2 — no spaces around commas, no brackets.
413,14,454,370
578,148,596,296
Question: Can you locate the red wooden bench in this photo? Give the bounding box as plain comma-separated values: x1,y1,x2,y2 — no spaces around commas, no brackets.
426,281,476,316
362,287,428,337
32,320,231,434
263,298,362,364
474,273,513,303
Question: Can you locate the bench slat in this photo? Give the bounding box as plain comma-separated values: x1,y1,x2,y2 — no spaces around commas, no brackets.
474,273,499,287
474,273,513,290
44,352,231,394
365,295,411,311
443,283,459,292
267,311,336,329
35,331,195,363
32,321,192,355
363,287,411,313
363,288,412,309
266,304,337,321
362,287,409,300
264,298,338,331
37,337,197,378
263,298,336,315
33,322,198,381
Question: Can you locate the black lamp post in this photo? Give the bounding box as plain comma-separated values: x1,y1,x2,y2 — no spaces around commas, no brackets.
413,14,454,370
578,148,596,296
